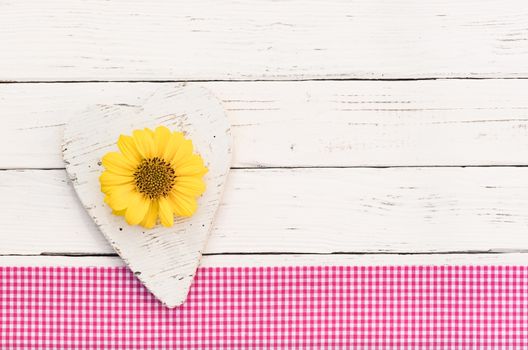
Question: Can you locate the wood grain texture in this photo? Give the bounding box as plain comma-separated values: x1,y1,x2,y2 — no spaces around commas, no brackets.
2,168,528,257
3,80,528,168
62,84,231,307
1,0,528,81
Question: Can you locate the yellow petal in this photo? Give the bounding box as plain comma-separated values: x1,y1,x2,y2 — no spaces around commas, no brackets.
117,135,142,164
140,201,158,229
158,197,174,227
144,127,155,138
112,209,126,216
99,171,134,187
174,154,208,176
102,183,132,195
125,192,150,226
154,126,171,154
174,176,206,196
101,185,113,195
176,164,208,177
133,129,156,159
102,152,136,176
162,132,184,162
107,185,136,211
181,153,205,167
103,181,135,195
171,139,193,167
168,191,197,217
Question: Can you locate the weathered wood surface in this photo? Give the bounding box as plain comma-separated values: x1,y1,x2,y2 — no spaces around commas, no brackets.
1,0,528,81
62,84,231,306
2,168,528,257
2,0,528,269
3,80,528,168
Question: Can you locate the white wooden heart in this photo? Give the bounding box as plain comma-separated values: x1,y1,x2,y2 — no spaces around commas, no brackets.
62,84,231,307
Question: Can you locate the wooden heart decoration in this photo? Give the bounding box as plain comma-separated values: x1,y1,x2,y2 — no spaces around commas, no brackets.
62,84,231,307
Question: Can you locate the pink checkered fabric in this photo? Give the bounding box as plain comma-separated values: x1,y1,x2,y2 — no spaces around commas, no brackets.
1,266,527,349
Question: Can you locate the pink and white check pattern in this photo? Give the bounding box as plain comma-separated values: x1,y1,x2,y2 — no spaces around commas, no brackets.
1,266,527,349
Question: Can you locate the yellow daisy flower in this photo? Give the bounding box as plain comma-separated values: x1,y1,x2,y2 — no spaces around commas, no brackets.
99,126,208,228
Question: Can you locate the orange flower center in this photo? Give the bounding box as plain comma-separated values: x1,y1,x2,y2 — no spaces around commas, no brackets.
133,157,176,199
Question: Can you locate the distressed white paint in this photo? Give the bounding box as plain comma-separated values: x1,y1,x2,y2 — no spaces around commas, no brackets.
2,168,528,256
1,0,528,81
2,0,528,275
62,84,231,307
3,80,528,168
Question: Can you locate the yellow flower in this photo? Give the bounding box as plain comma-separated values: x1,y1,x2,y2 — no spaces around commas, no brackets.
99,126,208,228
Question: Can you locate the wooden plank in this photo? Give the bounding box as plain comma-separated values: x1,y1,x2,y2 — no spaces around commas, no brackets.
2,253,528,267
3,80,528,168
1,0,527,81
2,168,528,255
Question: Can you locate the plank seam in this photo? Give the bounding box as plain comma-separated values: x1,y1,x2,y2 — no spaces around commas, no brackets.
5,165,528,171
2,77,528,84
3,251,528,258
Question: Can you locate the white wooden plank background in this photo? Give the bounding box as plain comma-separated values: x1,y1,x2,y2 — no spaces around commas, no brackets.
2,168,528,256
2,80,528,169
1,0,528,81
2,0,528,267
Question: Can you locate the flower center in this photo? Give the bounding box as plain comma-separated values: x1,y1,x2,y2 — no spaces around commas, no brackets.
133,157,176,200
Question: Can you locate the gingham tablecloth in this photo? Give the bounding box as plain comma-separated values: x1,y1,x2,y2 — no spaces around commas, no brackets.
1,266,527,349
